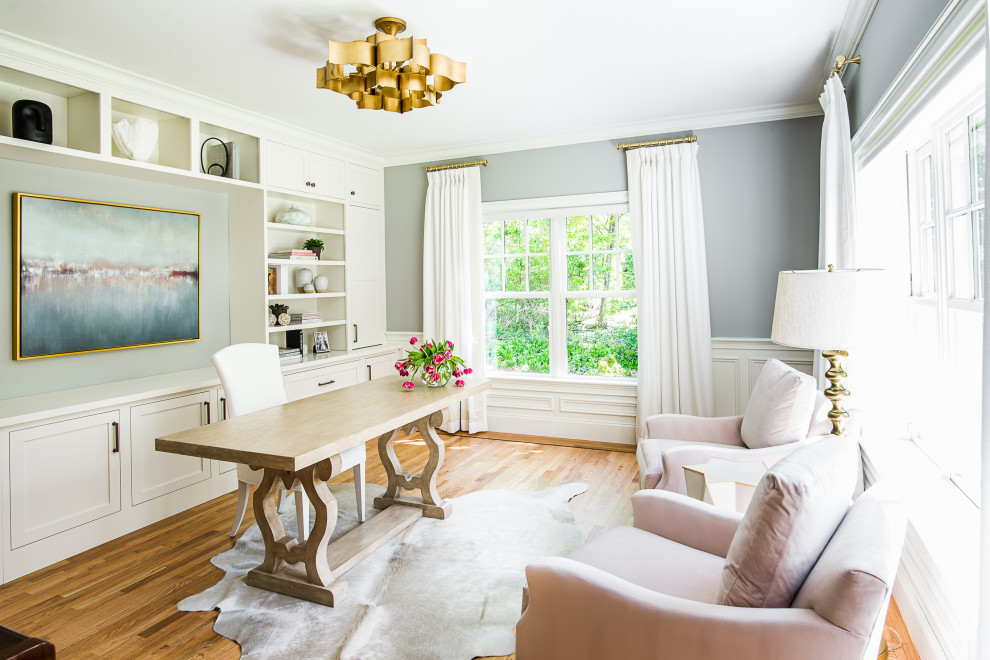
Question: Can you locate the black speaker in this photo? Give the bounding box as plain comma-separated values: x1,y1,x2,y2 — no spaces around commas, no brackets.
12,100,53,144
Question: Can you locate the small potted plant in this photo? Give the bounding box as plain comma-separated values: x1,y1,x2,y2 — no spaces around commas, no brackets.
303,238,324,260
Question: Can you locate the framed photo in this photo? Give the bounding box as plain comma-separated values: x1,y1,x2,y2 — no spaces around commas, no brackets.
313,331,330,354
267,266,277,295
13,193,201,360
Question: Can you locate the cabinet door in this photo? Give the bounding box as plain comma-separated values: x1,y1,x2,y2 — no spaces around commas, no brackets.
346,206,386,348
266,141,308,192
131,391,211,505
347,163,384,207
309,153,346,199
9,410,121,548
367,350,401,380
214,387,236,474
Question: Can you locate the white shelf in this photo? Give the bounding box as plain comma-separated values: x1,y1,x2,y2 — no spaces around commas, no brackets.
267,319,346,334
266,222,344,236
267,292,345,300
267,259,344,266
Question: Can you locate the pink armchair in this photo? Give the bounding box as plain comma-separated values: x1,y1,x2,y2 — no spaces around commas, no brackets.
637,358,832,491
517,438,906,660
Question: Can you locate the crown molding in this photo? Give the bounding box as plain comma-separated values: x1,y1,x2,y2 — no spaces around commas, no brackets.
0,30,385,166
383,100,823,168
822,0,880,87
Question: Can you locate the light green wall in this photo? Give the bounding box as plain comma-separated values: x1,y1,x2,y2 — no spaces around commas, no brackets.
384,117,822,337
0,158,230,399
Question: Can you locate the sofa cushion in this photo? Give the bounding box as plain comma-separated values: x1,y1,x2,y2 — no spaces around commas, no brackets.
717,436,859,608
740,359,817,449
568,525,722,603
792,483,906,635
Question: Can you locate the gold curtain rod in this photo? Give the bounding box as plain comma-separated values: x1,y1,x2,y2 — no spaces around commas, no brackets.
616,136,698,151
425,159,488,172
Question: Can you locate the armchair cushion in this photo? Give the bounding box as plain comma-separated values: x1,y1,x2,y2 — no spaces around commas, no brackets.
740,359,817,449
792,483,906,636
568,525,723,602
717,436,859,608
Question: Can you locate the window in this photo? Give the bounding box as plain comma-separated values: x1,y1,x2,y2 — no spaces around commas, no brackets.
901,72,984,498
483,197,637,379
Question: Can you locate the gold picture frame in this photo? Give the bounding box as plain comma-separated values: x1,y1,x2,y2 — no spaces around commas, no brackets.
13,193,201,360
268,266,277,295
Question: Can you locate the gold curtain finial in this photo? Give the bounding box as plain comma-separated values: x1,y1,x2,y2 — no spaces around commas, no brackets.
831,54,861,78
317,16,465,114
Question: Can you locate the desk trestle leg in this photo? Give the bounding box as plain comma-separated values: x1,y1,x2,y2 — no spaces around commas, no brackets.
245,461,348,606
373,410,453,519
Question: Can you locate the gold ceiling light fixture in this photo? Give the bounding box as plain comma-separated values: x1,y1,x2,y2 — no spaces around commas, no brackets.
316,16,466,114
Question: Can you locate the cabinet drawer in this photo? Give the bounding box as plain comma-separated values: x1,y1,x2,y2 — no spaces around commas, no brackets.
283,361,361,401
131,391,211,505
9,410,121,549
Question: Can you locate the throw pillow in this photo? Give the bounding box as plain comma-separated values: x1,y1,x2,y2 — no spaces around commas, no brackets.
740,358,817,449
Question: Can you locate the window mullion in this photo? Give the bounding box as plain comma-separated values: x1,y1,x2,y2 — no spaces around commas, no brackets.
549,214,567,378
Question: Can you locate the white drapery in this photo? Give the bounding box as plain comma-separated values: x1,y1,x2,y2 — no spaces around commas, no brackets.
819,74,859,270
626,142,714,441
977,12,990,658
422,167,488,434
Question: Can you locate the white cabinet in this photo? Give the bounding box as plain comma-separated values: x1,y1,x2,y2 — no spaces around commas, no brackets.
131,391,211,505
283,361,362,402
367,350,402,381
213,387,236,475
266,141,345,198
347,163,384,207
346,205,386,349
8,411,121,549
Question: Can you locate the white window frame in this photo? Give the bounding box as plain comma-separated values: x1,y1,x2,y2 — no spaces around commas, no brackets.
481,192,635,383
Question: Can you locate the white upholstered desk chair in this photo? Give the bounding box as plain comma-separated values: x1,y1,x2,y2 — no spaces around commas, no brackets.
212,343,366,541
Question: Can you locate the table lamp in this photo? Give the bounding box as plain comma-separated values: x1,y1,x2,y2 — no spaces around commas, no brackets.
770,265,882,436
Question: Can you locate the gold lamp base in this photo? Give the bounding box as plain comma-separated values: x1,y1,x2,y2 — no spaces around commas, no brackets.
822,349,850,436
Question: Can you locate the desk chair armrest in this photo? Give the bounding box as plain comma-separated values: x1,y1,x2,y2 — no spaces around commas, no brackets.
517,557,869,660
631,489,742,557
645,414,745,446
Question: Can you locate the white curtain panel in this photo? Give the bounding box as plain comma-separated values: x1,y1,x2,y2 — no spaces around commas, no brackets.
423,167,488,434
626,142,714,441
978,14,990,658
819,75,859,270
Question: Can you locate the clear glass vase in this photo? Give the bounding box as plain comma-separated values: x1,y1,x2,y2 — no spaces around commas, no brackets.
421,372,451,387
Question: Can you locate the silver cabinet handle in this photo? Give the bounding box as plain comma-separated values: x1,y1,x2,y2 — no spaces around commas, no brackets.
353,323,358,343
318,380,336,387
111,421,120,453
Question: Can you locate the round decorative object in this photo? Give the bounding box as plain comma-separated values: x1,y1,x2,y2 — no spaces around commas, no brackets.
111,117,158,162
302,283,316,293
274,205,313,227
313,274,329,293
267,313,276,327
294,268,314,293
277,312,291,326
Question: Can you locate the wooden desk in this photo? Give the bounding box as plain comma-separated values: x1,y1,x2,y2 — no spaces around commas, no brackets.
156,375,491,606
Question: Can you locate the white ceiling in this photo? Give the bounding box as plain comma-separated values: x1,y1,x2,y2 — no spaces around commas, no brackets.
0,0,851,163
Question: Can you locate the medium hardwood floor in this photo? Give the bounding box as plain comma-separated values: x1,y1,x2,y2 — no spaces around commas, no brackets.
0,432,916,659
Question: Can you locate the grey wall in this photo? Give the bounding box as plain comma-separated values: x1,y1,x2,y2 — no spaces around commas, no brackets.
384,116,822,337
845,0,951,134
0,158,230,399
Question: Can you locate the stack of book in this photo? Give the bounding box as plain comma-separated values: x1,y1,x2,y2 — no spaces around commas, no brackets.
289,312,322,325
278,347,302,361
269,249,317,260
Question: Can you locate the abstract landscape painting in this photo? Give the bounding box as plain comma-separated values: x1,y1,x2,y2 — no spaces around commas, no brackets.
14,193,200,360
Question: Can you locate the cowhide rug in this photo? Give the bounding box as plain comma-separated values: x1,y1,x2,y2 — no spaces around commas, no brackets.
179,482,588,659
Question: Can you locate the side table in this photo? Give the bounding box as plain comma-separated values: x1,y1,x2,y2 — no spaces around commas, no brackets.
683,458,769,513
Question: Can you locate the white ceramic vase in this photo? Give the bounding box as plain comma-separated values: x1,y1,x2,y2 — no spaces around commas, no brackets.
313,274,329,293
295,268,313,293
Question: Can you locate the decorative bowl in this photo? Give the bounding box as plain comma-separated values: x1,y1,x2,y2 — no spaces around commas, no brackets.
274,205,313,227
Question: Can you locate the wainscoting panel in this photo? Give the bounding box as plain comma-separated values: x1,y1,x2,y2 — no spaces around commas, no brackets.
482,338,815,447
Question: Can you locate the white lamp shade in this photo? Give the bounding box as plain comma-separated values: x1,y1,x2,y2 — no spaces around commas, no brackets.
770,268,884,350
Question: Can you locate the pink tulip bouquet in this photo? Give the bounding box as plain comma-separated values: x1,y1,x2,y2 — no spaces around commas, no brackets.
395,337,472,389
